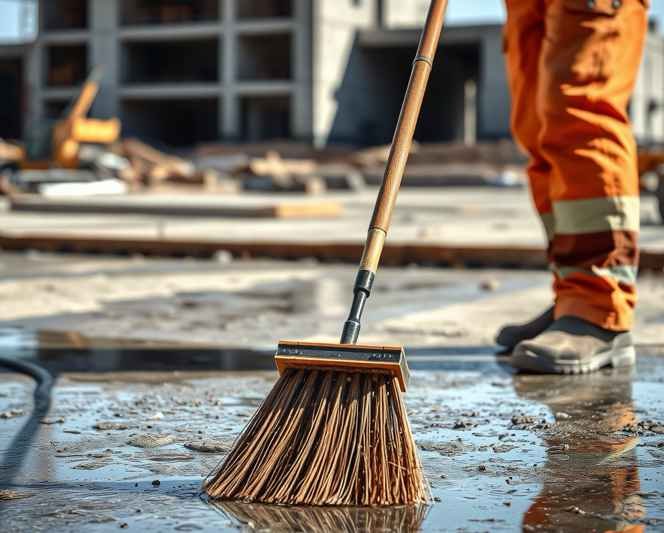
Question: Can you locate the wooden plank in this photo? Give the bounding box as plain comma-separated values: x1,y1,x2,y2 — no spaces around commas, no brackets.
249,151,317,177
0,231,662,272
122,138,196,182
9,195,342,219
272,201,340,219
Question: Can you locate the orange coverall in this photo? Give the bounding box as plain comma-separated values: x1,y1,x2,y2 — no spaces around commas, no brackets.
504,0,648,331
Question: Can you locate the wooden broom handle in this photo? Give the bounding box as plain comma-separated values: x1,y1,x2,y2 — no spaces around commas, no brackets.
360,0,449,274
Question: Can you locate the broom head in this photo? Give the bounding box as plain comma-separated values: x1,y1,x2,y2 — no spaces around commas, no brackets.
203,340,428,506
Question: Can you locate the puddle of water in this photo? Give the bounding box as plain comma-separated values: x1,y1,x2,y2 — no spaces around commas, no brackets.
0,327,275,374
1,328,663,531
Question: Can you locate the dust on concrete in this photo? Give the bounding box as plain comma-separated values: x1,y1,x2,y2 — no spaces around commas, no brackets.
1,349,663,531
1,252,664,348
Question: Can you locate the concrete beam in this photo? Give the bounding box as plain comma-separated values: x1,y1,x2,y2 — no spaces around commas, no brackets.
119,84,221,100
118,23,221,42
39,31,90,44
358,25,504,48
235,20,295,35
234,81,293,95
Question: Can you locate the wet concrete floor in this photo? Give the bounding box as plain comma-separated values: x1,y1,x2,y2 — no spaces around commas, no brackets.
0,329,663,532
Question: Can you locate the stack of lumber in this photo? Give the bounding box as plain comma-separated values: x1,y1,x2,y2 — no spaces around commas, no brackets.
407,140,527,166
352,140,526,188
351,142,420,168
244,151,325,194
119,139,234,192
195,143,361,192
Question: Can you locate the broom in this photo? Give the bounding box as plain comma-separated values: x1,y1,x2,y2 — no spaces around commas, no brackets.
204,0,449,506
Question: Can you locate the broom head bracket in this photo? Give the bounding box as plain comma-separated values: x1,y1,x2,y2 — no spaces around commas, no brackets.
275,340,410,392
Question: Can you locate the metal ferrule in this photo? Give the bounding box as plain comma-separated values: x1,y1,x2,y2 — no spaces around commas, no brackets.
413,54,433,68
340,270,375,344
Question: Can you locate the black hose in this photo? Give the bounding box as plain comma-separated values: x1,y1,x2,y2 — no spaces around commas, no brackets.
0,355,54,488
0,356,53,411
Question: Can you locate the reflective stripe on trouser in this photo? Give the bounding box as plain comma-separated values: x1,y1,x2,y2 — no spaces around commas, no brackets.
504,0,647,331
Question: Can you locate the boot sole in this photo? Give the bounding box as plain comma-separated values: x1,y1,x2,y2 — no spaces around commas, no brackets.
510,345,636,375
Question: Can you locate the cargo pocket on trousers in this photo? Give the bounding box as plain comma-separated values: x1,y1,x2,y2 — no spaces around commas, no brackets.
563,0,649,15
558,0,647,82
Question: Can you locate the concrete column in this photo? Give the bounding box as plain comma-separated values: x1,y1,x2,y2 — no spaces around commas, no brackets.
632,33,664,144
376,0,385,27
25,0,46,129
312,0,377,146
478,30,510,139
463,79,477,145
89,0,119,119
292,0,313,141
221,0,239,140
25,41,43,129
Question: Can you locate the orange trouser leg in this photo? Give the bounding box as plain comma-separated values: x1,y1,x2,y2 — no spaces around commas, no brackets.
505,0,647,331
539,0,647,331
504,1,554,242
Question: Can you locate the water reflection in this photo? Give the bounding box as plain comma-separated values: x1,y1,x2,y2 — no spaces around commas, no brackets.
212,501,429,532
513,371,644,532
0,328,275,373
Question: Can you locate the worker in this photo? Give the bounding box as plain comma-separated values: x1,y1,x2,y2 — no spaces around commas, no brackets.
496,0,648,373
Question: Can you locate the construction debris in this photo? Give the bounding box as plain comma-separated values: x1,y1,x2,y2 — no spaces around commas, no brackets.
94,421,129,431
1,137,534,199
126,434,175,449
121,138,196,185
0,139,23,164
184,441,229,453
352,142,420,168
249,150,317,177
39,179,128,198
242,151,323,193
0,409,25,419
0,490,34,501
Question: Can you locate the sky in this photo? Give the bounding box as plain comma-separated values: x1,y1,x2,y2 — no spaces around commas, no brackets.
0,0,34,41
444,0,664,25
0,0,663,40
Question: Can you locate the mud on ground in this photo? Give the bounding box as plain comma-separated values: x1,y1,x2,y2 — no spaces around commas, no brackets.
0,253,663,531
1,356,663,531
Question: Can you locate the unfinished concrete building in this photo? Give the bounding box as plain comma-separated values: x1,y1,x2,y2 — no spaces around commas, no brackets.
0,44,30,141
10,0,664,147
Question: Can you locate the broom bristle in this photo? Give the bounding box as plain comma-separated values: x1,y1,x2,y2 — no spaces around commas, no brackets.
204,368,429,506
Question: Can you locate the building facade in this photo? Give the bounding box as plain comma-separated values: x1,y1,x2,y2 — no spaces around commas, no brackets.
7,0,664,147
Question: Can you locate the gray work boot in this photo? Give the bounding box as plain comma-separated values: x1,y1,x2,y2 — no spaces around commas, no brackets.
495,306,555,352
511,316,635,374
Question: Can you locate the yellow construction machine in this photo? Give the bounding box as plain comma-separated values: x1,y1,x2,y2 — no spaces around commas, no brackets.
20,67,120,171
